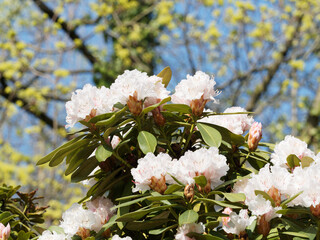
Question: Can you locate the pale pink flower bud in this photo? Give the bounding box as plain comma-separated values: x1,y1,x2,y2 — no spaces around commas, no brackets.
248,122,262,151
0,223,10,240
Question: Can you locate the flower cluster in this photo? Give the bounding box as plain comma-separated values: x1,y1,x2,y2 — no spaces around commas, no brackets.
39,197,115,239
131,147,229,194
36,67,320,240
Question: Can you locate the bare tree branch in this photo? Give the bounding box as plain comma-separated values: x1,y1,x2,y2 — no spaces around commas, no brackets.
246,15,303,112
32,0,98,65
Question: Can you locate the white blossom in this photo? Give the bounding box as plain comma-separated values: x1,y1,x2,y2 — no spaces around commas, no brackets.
287,162,320,207
175,222,205,240
173,147,229,189
171,71,219,106
222,209,256,235
200,107,253,135
86,196,116,224
111,235,133,240
131,152,174,192
65,84,115,128
59,203,102,236
271,135,316,168
38,230,70,240
110,69,169,104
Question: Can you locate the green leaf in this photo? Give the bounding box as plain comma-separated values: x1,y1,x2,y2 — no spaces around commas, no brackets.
88,112,115,123
116,204,178,222
186,232,227,240
157,66,172,87
48,138,92,167
254,190,275,207
281,191,303,208
194,175,207,188
163,104,192,114
138,131,157,154
179,210,199,226
95,106,127,126
276,208,313,216
48,226,65,234
197,123,222,148
95,145,113,162
194,198,243,209
140,97,171,116
71,156,99,182
286,154,301,169
37,135,86,165
149,224,178,235
205,221,220,230
300,156,314,168
223,193,246,202
125,219,169,231
65,144,97,175
164,184,183,194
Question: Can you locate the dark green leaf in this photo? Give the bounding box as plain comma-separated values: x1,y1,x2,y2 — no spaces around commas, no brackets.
71,156,99,182
125,219,169,231
194,198,243,209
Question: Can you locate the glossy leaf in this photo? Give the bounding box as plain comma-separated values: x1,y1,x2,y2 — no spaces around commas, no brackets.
71,156,99,182
164,184,183,194
138,131,157,154
140,97,171,116
197,123,222,147
163,104,192,114
95,144,113,162
125,219,169,231
179,210,199,226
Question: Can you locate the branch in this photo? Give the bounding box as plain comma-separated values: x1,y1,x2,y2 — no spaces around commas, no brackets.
32,0,98,65
0,75,66,131
246,15,304,112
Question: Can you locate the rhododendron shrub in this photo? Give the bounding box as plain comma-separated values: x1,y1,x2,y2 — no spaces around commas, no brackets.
35,67,320,240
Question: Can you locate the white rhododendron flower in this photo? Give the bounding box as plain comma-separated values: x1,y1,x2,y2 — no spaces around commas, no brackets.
65,84,115,128
131,152,174,192
0,223,10,240
233,164,289,218
111,235,133,240
200,107,253,135
173,147,229,189
287,162,320,208
86,196,116,224
222,209,256,235
171,71,219,106
110,69,169,104
59,203,103,236
271,135,316,168
38,230,70,240
175,222,205,240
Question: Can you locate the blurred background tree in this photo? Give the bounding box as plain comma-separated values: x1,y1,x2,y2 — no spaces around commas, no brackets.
0,0,319,225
